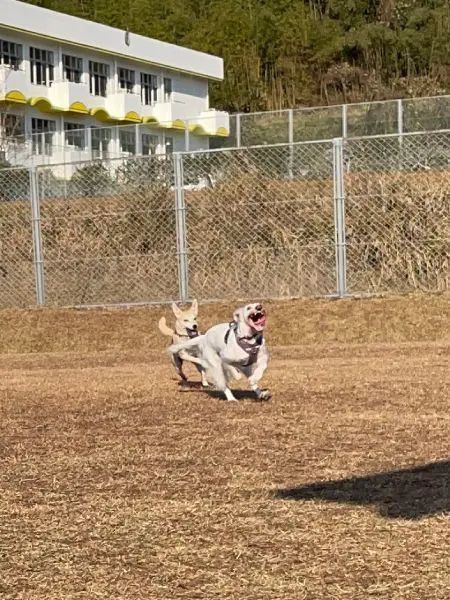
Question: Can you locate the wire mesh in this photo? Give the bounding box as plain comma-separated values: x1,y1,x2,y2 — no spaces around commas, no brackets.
0,167,35,307
343,131,450,295
0,128,448,308
181,141,336,300
36,155,179,306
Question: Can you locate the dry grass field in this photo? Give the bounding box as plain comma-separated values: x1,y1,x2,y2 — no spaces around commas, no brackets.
0,293,449,599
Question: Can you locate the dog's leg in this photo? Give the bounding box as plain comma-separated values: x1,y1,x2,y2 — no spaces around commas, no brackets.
247,355,271,401
172,353,187,382
223,364,242,382
204,352,237,401
250,382,271,401
194,362,209,388
223,387,238,402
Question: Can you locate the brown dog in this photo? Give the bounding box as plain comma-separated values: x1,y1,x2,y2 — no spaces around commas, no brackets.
159,300,208,388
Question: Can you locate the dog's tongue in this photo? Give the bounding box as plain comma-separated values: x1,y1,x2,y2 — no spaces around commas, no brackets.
251,313,266,329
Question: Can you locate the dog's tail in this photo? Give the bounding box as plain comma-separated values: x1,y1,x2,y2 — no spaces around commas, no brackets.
168,335,203,355
158,317,174,337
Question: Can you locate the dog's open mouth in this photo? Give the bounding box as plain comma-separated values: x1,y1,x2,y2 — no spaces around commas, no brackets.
248,310,266,331
187,328,199,338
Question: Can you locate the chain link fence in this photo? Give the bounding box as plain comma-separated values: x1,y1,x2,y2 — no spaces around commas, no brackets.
344,131,449,295
0,130,448,307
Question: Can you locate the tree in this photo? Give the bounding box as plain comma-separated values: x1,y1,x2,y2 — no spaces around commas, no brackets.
19,0,450,111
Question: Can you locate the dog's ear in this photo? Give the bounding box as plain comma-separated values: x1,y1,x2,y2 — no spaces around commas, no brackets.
191,299,198,317
172,302,183,319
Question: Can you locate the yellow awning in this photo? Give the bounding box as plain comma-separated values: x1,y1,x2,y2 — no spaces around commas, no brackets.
142,116,159,125
90,107,113,123
215,127,229,137
28,97,54,113
189,123,208,136
0,90,27,104
67,101,89,115
171,119,186,130
120,111,141,123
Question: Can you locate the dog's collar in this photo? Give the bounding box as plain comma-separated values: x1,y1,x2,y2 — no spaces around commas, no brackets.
224,322,263,366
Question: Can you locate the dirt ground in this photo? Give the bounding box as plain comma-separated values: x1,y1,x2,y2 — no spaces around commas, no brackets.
0,294,449,599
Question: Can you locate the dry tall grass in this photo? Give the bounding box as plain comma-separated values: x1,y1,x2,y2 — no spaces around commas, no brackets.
0,168,448,307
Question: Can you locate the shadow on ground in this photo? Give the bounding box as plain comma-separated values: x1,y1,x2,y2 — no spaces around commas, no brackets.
275,460,450,519
177,381,265,401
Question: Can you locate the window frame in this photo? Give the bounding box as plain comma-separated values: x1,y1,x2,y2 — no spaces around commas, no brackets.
90,126,111,158
64,122,86,150
142,133,159,155
31,117,56,155
119,129,136,155
29,46,54,86
89,60,109,97
140,72,158,106
0,39,23,70
165,136,173,155
1,114,25,139
118,67,135,93
163,77,172,102
63,54,83,84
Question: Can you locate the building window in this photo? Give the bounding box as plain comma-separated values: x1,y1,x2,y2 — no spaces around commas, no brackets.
63,54,83,83
119,129,136,155
142,133,158,155
89,61,109,96
165,136,173,154
1,114,25,139
141,73,158,105
30,47,54,86
31,118,56,155
91,127,111,158
118,68,135,93
0,40,22,70
163,77,172,102
64,123,86,149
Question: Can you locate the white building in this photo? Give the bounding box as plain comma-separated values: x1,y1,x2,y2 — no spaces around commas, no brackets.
0,0,229,167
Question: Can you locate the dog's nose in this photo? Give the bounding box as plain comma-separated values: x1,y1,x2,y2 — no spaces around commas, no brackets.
256,304,262,311
192,324,198,330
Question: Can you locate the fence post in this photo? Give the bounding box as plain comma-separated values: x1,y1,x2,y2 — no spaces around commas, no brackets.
332,138,347,298
174,153,189,302
29,167,45,305
184,120,190,152
236,113,241,147
288,108,294,179
342,103,348,138
397,98,403,147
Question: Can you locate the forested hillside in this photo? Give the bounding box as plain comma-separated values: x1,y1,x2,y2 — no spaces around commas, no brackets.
22,0,449,112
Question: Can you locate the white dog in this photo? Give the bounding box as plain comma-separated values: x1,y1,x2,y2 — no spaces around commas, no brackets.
169,303,271,402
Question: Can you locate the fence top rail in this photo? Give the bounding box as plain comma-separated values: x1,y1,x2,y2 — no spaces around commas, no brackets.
31,152,173,172
179,136,336,156
179,128,450,157
0,164,31,173
233,94,450,117
1,128,448,173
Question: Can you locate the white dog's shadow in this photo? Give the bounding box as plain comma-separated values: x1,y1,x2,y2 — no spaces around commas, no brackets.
206,389,264,401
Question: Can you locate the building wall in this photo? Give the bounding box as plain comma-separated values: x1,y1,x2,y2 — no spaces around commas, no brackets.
0,27,210,119
0,24,229,169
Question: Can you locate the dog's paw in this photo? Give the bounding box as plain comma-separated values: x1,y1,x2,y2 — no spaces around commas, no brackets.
257,389,272,401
